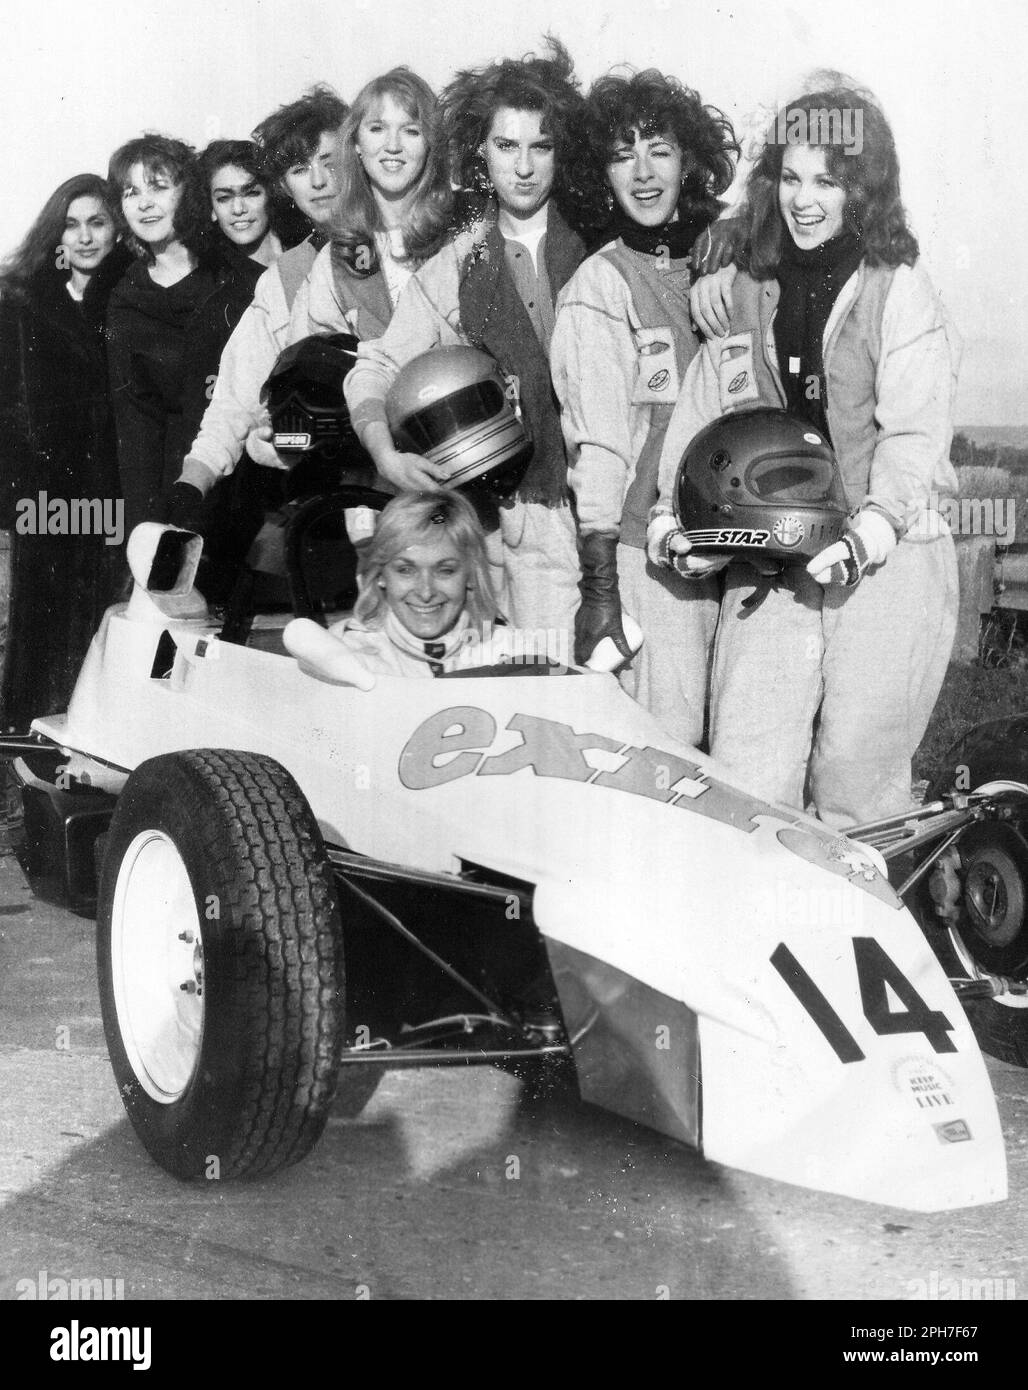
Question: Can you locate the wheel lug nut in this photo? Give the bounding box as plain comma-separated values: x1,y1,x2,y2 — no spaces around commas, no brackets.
178,931,194,943
179,980,197,993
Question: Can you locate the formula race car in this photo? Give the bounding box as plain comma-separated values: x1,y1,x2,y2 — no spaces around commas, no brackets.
0,489,1021,1212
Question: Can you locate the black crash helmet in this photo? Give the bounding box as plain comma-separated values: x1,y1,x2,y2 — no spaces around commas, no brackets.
674,407,850,563
260,332,367,465
385,345,533,498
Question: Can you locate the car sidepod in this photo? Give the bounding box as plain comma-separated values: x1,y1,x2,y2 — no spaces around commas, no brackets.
388,680,1007,1212
38,608,1008,1209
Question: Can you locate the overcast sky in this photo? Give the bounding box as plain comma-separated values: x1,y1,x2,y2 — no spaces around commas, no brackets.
4,0,1023,424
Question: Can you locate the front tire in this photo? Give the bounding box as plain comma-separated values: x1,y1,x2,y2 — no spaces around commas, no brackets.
97,749,345,1179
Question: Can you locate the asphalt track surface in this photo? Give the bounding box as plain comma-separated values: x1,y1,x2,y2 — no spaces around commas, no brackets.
2,853,1027,1306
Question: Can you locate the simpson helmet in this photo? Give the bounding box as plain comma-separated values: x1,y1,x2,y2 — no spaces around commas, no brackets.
385,346,532,497
261,332,368,466
674,407,850,563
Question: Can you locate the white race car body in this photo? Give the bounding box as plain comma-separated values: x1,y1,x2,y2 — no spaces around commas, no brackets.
33,596,1007,1211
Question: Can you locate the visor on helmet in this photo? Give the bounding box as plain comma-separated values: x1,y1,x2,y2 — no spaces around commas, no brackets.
387,346,533,498
743,453,842,503
395,378,507,455
674,407,850,563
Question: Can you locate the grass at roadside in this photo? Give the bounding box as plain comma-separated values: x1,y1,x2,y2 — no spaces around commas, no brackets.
914,662,1027,784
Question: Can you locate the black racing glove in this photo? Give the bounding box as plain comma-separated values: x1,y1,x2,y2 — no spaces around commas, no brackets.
689,216,747,278
161,481,206,534
575,531,633,667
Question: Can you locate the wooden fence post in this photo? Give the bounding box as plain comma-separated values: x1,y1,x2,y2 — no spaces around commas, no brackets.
953,536,996,664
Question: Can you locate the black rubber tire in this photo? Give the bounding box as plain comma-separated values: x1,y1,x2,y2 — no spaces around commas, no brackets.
933,814,1028,1068
97,749,345,1179
958,831,1028,1067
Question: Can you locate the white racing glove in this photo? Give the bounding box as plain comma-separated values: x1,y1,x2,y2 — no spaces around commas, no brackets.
646,510,730,578
806,509,898,587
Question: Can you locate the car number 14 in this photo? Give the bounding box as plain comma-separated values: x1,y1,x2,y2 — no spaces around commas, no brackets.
772,938,956,1060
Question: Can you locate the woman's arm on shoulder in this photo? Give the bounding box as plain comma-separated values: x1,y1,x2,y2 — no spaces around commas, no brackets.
689,263,738,338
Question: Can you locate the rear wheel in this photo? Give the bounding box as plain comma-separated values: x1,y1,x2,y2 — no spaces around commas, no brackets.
927,785,1028,1066
97,749,346,1179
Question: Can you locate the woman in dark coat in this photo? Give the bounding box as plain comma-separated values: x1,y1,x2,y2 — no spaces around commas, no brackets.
105,135,263,564
0,173,130,736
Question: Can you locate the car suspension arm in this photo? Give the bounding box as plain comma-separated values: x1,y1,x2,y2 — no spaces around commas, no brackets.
853,797,989,862
0,732,59,761
333,870,517,1023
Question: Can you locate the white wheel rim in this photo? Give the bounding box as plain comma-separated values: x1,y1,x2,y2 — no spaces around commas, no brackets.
109,830,205,1101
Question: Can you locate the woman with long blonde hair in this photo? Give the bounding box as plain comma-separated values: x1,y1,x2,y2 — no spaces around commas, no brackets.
291,66,452,343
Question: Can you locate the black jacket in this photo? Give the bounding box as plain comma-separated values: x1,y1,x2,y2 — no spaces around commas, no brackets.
106,247,262,531
0,248,130,727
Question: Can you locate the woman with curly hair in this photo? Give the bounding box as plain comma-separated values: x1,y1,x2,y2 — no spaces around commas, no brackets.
291,67,451,344
106,134,263,542
0,175,129,756
647,84,960,826
344,37,589,638
550,68,737,741
200,139,284,268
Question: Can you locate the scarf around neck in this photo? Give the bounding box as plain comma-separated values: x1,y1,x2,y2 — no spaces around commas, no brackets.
773,230,864,438
613,209,710,261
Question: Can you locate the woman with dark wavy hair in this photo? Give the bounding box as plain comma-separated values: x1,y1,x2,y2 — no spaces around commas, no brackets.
293,67,450,344
647,83,960,827
200,139,283,268
108,135,210,270
344,37,589,640
0,175,129,813
551,68,737,743
106,135,263,545
441,37,589,232
742,88,918,278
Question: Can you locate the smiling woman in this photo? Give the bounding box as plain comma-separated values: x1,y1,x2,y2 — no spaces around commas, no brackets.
550,68,738,744
105,135,264,563
327,490,505,676
200,139,282,268
647,82,960,828
293,66,451,346
0,174,129,772
342,39,589,649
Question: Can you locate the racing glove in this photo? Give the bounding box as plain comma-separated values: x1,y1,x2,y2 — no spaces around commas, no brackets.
575,531,634,666
806,509,898,587
161,481,206,534
646,509,729,579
